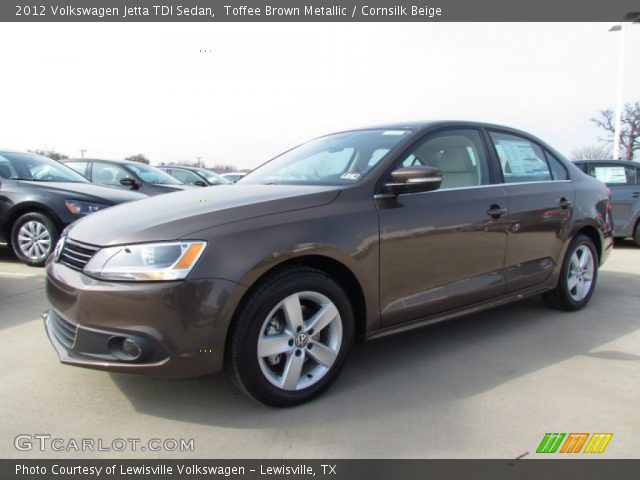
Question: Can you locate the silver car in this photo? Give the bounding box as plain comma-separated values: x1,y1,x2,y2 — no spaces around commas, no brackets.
574,159,640,246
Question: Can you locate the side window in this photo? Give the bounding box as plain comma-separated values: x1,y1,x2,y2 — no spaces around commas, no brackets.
588,164,636,186
395,129,490,189
544,151,569,180
93,162,129,186
489,132,551,183
66,161,89,177
0,157,17,179
171,169,200,185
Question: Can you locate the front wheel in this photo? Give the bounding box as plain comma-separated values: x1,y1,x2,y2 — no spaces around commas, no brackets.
228,267,354,407
542,234,598,311
10,212,59,267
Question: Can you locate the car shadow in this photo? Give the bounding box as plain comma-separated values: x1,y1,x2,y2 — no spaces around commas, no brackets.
110,268,640,427
0,248,21,264
0,249,47,331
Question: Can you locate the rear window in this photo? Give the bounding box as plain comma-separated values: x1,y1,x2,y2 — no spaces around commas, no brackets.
588,164,637,185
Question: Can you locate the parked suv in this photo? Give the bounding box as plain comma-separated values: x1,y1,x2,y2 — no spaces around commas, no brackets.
0,150,146,266
574,159,640,246
62,158,195,196
44,121,613,406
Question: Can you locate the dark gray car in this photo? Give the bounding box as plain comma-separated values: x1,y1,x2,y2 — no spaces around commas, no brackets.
574,159,640,246
62,158,195,196
0,150,147,266
44,121,613,406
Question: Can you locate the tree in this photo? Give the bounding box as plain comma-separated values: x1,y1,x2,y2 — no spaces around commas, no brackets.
571,145,611,161
125,154,150,164
591,100,640,160
28,149,68,161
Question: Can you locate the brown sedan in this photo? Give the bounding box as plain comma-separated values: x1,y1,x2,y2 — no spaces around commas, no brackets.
44,121,614,406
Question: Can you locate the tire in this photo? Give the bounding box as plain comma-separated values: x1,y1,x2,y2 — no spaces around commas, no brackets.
10,212,59,267
542,234,598,311
634,221,640,248
228,267,354,407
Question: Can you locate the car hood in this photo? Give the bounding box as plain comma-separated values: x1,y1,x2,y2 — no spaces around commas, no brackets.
19,181,147,203
67,184,341,246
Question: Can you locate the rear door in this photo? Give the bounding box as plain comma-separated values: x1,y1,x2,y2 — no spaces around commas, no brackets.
378,128,508,326
487,131,574,292
586,162,639,237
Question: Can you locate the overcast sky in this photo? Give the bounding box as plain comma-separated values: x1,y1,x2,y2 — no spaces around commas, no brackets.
1,22,639,168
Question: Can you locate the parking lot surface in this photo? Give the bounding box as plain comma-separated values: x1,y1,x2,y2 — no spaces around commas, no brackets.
1,244,639,458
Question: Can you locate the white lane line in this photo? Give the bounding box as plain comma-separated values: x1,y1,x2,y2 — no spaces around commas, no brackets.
0,271,40,278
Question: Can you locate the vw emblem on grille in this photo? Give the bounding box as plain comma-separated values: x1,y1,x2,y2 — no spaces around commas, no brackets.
294,333,309,348
53,236,66,262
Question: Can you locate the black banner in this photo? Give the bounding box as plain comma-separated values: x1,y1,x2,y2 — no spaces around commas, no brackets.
3,0,640,22
3,460,640,480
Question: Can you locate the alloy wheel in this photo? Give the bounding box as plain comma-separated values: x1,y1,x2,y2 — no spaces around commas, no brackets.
257,291,343,391
566,245,595,302
17,220,52,262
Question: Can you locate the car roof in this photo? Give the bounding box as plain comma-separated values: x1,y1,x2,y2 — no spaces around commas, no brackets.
573,159,637,164
160,165,203,171
64,158,142,166
325,120,555,148
0,149,48,156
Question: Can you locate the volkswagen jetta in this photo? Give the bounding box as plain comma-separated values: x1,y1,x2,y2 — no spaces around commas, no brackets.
44,121,613,406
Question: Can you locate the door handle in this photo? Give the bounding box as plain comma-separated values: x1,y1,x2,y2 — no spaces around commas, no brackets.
487,205,508,218
559,197,572,209
632,192,639,199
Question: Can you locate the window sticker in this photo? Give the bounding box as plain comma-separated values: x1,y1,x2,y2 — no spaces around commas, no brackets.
340,172,361,181
593,166,626,184
382,130,407,136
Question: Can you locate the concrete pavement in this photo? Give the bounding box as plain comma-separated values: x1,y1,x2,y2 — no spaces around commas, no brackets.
1,245,639,458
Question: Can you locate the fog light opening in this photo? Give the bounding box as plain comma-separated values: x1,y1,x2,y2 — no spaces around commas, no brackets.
108,336,144,362
121,338,142,360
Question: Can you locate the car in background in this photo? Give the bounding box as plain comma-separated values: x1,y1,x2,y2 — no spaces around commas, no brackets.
0,150,146,266
62,158,195,196
221,171,248,183
574,159,640,246
158,165,231,187
44,121,613,406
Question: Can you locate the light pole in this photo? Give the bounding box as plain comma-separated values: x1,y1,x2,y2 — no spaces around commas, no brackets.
609,14,640,160
80,149,86,159
609,23,625,159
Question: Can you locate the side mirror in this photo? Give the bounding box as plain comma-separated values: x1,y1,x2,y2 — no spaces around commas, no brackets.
194,180,207,187
384,166,442,195
119,177,140,189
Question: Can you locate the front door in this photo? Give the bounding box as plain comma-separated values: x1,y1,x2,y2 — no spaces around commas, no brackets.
378,128,508,327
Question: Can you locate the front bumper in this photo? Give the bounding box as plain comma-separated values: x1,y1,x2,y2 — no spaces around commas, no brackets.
44,260,245,378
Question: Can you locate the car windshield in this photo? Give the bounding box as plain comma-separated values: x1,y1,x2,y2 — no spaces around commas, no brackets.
197,169,230,185
0,152,88,183
126,163,182,185
239,129,412,186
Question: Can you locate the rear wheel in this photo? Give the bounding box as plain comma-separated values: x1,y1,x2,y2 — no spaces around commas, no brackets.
634,221,640,247
10,212,59,267
228,267,354,407
542,234,598,311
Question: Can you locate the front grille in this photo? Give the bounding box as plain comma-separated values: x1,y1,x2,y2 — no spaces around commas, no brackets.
49,310,77,349
59,238,100,271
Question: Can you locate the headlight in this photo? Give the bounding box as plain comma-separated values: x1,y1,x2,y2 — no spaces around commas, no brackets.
65,200,109,215
83,241,206,281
